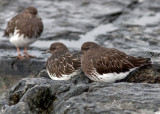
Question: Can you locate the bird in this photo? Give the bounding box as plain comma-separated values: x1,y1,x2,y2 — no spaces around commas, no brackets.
80,42,151,83
46,42,81,80
3,7,43,59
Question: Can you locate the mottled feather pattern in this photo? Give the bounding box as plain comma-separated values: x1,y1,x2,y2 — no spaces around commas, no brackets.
4,15,18,37
81,42,151,82
84,48,150,76
4,11,43,38
46,51,81,78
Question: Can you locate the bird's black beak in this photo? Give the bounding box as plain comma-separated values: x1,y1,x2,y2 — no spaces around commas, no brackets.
41,50,50,54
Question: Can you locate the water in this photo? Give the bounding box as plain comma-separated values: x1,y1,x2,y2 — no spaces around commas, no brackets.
31,23,118,49
126,13,160,26
0,0,128,49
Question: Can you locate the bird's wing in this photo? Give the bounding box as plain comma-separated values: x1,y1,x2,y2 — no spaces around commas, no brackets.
18,17,43,38
4,15,20,37
92,48,150,74
47,52,81,77
4,14,43,38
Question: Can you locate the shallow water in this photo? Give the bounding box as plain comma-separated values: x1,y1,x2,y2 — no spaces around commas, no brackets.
0,0,160,59
0,0,160,64
31,23,118,49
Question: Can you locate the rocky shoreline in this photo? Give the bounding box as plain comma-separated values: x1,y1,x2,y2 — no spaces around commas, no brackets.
1,0,160,113
0,60,160,113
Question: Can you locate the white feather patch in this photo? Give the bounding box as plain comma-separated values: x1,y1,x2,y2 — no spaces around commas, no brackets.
88,68,136,83
9,29,36,47
46,69,81,80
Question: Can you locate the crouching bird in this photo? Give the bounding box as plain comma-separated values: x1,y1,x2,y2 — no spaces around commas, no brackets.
80,42,151,82
46,42,81,80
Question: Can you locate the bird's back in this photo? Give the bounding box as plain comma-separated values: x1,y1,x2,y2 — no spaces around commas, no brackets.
46,51,81,79
4,12,43,38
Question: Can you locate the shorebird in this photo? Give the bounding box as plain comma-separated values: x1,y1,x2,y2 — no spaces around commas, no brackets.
80,42,151,82
4,7,43,59
46,42,81,80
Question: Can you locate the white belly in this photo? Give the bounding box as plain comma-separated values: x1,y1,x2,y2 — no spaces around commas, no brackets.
47,69,81,80
88,68,136,83
9,30,37,47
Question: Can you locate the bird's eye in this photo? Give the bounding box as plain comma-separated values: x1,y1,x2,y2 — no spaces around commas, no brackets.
50,47,56,51
83,47,89,50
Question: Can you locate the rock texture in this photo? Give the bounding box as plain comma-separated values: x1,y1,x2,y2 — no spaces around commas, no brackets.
126,65,160,83
1,0,160,113
1,71,160,114
0,58,46,94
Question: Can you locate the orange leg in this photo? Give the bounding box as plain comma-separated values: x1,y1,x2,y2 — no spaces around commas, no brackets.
24,47,36,58
16,47,25,60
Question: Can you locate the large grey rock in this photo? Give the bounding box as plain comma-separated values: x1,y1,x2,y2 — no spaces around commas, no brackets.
1,74,160,114
52,82,160,114
126,64,160,83
0,58,46,95
1,102,32,114
0,75,90,114
0,59,45,77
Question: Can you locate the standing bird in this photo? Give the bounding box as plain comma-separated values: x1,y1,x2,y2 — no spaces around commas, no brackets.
4,7,43,59
46,42,81,80
80,42,151,82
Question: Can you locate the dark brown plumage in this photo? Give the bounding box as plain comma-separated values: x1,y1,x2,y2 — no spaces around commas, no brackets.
46,42,81,80
80,42,151,82
4,7,43,38
3,7,43,59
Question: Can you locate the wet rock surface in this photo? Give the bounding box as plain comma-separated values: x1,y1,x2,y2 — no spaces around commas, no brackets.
0,58,46,96
126,64,160,83
0,0,160,113
1,74,160,114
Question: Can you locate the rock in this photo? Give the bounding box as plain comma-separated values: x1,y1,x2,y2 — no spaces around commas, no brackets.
7,78,54,106
53,82,160,114
1,75,160,114
20,85,55,113
0,75,90,113
126,64,160,83
0,78,66,113
0,58,46,97
36,69,50,79
1,102,32,114
0,58,46,77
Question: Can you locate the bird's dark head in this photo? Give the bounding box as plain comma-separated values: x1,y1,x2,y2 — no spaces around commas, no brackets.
80,42,99,55
48,42,68,55
24,7,38,15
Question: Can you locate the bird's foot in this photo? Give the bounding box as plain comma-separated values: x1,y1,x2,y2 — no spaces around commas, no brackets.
16,55,26,60
24,53,36,58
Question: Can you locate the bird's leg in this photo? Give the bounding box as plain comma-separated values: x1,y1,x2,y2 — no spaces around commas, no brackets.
24,47,36,58
16,47,25,59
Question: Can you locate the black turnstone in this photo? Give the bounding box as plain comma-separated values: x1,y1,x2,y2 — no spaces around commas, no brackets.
46,42,81,80
4,7,43,59
80,42,151,82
